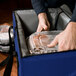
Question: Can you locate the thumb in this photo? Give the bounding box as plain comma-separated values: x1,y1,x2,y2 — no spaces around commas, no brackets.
47,36,58,48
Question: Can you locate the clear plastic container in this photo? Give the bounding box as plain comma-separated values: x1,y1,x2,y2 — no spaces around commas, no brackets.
27,31,61,55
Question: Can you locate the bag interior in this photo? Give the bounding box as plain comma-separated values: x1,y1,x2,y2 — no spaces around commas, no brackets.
14,5,72,57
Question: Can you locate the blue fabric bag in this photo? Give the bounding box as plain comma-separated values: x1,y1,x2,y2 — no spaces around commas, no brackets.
12,8,76,76
0,5,76,76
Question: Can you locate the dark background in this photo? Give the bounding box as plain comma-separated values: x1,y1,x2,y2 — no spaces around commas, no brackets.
0,0,32,24
0,0,32,9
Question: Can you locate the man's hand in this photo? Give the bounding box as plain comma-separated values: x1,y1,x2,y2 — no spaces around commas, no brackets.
47,22,76,51
37,13,50,32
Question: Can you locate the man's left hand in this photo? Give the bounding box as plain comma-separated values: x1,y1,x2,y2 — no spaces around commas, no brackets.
47,22,76,51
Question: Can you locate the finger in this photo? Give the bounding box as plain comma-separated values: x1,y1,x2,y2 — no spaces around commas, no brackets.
42,24,48,30
58,45,70,52
58,43,67,52
58,47,66,52
47,36,58,48
37,25,43,32
45,23,50,31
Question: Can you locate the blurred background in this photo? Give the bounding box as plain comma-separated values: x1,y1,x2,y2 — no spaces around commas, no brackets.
0,0,32,25
0,0,32,76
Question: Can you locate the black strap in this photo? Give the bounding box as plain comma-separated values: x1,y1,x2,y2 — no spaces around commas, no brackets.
0,55,10,68
3,54,13,76
0,26,14,76
3,26,14,76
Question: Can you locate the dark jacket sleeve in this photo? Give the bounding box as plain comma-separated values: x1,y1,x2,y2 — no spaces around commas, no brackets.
31,0,46,15
71,1,76,22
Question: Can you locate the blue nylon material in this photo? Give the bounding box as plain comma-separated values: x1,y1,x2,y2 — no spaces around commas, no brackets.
13,13,76,76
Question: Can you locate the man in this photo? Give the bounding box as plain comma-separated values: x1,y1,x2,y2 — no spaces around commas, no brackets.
31,0,76,51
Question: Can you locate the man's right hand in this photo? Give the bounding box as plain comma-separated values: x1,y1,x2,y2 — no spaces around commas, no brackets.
37,13,50,32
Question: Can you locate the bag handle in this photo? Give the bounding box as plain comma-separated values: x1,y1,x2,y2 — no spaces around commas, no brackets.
0,26,15,76
3,26,14,76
